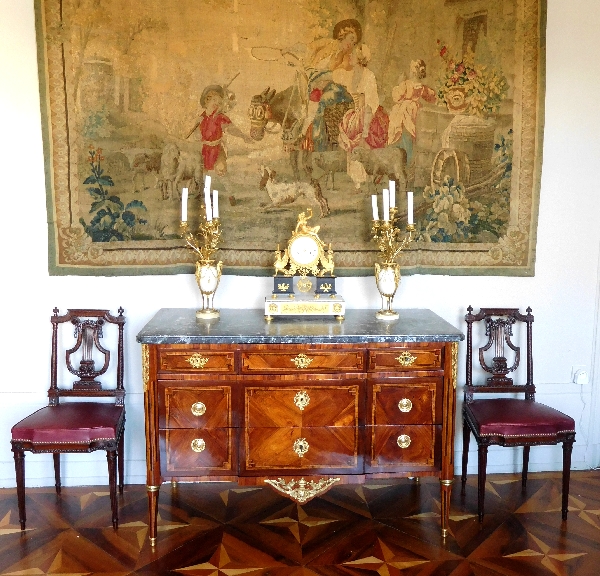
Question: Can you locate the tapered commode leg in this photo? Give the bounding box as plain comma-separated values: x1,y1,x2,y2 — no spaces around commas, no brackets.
440,478,454,537
147,485,160,545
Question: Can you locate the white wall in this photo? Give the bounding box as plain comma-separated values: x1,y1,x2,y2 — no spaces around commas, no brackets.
1,0,599,488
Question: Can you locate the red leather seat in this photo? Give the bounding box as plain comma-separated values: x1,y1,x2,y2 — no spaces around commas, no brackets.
461,307,575,522
12,403,124,445
465,398,575,440
10,308,126,530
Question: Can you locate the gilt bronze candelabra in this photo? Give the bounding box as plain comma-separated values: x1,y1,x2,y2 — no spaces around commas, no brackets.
371,207,415,320
180,214,222,319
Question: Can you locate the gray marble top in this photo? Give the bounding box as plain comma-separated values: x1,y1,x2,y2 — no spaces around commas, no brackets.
136,308,464,345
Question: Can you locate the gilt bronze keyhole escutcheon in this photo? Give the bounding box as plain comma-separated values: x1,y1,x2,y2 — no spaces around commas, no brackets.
396,351,417,366
291,353,313,369
188,353,209,369
293,438,309,457
294,390,310,411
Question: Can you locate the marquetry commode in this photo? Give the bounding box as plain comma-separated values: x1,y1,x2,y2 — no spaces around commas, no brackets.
137,308,463,544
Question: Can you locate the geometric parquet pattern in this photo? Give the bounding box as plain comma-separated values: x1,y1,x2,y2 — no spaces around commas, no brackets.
1,471,599,575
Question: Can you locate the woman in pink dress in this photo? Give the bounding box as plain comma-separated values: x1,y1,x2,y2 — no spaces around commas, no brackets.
335,45,388,187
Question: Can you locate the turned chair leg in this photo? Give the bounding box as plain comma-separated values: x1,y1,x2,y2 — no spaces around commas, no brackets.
562,440,574,520
107,450,118,529
53,452,62,494
13,448,26,530
477,444,489,523
521,446,530,490
118,432,125,495
461,420,471,493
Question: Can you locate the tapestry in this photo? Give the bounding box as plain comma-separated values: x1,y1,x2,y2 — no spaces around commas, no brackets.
37,0,545,276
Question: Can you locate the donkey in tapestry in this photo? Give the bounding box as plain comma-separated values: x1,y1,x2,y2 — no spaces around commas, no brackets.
249,79,355,184
248,85,309,181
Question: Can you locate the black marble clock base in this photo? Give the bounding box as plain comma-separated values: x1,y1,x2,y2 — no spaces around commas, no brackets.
272,275,337,296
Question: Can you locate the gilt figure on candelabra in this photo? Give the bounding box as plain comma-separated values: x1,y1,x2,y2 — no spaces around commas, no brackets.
371,186,415,320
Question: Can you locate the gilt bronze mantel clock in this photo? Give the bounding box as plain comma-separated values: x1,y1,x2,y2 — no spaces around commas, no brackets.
265,209,345,320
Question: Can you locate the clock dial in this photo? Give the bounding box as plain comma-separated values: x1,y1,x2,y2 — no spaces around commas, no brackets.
289,235,320,267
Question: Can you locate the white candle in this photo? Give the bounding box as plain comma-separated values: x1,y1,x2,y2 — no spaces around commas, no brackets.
389,179,396,209
371,195,379,220
204,187,212,221
407,191,414,225
212,190,219,219
181,187,188,222
382,188,390,221
204,174,211,192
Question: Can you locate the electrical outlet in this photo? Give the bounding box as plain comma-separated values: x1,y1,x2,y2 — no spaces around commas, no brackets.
572,366,589,385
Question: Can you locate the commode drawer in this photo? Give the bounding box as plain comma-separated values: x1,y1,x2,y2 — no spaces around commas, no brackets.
368,346,443,372
242,349,364,373
243,426,360,472
370,381,441,425
367,425,440,471
245,384,360,428
162,385,231,429
162,428,235,474
157,347,235,373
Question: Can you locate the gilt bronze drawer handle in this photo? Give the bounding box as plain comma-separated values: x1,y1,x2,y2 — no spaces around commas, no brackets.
291,353,313,369
395,351,417,366
191,438,206,453
293,438,309,457
294,390,310,411
187,353,209,369
398,398,413,413
397,434,411,449
191,401,206,416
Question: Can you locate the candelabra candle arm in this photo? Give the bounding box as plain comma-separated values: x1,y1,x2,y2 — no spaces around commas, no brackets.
180,217,222,262
371,220,415,265
185,237,202,256
391,227,414,260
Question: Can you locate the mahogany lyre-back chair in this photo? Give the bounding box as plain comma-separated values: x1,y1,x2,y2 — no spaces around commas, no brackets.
11,308,126,529
461,306,576,522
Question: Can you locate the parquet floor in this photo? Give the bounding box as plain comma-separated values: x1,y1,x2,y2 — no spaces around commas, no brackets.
1,471,599,575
